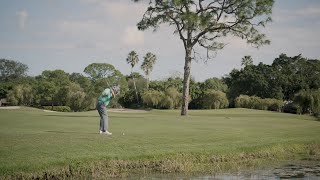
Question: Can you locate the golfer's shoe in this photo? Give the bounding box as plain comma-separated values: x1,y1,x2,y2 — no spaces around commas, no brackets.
100,131,112,135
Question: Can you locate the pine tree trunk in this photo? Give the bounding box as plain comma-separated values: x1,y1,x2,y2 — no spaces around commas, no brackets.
181,48,192,116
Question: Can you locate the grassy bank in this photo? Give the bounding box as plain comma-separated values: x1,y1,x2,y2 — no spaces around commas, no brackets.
0,107,319,178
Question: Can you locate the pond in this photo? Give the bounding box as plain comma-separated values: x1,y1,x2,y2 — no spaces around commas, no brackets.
131,162,320,180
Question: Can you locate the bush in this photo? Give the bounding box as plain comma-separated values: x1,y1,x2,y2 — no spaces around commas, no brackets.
202,90,229,109
283,101,298,114
235,95,284,112
81,95,96,111
160,96,174,109
165,87,182,109
235,95,251,108
119,89,141,108
249,96,262,109
7,84,34,106
266,98,284,112
66,86,86,112
293,90,313,114
313,91,320,117
294,89,320,116
141,90,164,108
43,106,71,112
141,88,183,109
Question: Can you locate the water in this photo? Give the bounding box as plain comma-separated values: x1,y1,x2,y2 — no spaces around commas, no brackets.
131,163,320,180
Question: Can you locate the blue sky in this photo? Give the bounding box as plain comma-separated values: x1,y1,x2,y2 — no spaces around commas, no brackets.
0,0,320,81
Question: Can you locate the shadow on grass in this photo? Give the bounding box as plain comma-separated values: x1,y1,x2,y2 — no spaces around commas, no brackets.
44,130,98,135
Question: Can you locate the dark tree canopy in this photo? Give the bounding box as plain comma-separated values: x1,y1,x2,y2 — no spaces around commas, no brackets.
225,54,320,104
0,59,29,99
84,63,116,82
0,59,28,81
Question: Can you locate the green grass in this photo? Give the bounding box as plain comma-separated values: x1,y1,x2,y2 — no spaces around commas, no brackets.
0,107,320,178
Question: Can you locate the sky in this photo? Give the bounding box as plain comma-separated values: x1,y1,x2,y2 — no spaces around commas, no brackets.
0,0,320,81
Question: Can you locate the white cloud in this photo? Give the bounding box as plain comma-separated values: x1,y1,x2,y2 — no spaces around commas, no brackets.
17,9,28,30
77,0,147,25
103,1,147,22
122,26,144,46
78,0,147,21
56,1,148,50
57,20,116,49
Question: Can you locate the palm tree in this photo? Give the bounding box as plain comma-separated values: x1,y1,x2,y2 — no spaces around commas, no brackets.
126,51,139,104
241,55,253,67
141,52,157,89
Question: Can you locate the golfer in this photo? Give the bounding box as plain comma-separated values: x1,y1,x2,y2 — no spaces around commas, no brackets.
96,85,120,135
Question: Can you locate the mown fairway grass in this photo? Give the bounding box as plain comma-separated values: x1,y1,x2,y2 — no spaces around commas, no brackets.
0,107,320,178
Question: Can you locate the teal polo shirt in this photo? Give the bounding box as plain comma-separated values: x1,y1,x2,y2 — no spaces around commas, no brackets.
98,88,113,106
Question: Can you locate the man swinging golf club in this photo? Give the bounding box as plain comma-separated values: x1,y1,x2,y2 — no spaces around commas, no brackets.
96,85,120,135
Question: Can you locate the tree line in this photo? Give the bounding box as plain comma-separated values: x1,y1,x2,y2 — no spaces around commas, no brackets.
0,53,319,117
224,54,320,116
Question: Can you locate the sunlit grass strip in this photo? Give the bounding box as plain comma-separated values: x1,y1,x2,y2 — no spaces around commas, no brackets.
2,143,319,179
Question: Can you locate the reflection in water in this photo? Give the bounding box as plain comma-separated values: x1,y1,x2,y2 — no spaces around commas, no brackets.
133,163,320,180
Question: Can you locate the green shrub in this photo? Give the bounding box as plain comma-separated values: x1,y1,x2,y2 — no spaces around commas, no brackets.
262,98,272,110
311,90,320,117
235,95,284,112
165,87,182,109
294,89,320,116
142,88,183,109
7,84,34,106
283,102,298,114
43,106,71,112
249,96,262,109
235,95,251,108
267,98,284,112
81,95,96,111
294,90,313,114
160,96,174,109
202,90,229,109
119,89,140,108
141,90,164,108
